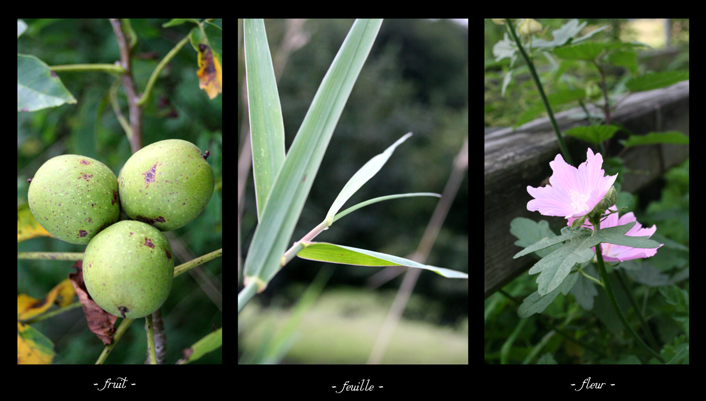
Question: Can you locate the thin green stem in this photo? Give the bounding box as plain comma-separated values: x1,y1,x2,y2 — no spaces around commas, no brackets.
96,317,134,364
173,248,222,278
238,280,258,314
594,241,665,363
17,252,84,260
505,19,573,166
50,64,125,74
615,269,660,350
577,266,604,287
145,314,157,364
137,35,191,107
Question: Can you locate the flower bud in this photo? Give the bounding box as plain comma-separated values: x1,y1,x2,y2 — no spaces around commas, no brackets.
597,186,617,212
518,19,542,36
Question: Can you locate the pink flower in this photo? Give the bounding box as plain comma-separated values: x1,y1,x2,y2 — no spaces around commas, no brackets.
585,206,663,262
527,148,617,220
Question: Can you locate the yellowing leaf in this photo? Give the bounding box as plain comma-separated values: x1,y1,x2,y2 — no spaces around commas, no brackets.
17,279,76,321
17,203,53,243
197,44,222,99
17,322,55,364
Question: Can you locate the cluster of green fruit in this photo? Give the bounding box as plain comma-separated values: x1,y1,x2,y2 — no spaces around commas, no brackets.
27,139,215,319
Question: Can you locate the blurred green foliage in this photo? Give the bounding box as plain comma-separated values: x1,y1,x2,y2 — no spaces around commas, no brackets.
485,19,690,128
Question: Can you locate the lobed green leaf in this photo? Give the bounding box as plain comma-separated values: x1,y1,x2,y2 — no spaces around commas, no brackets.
593,222,661,249
513,226,591,259
518,272,579,317
529,235,597,295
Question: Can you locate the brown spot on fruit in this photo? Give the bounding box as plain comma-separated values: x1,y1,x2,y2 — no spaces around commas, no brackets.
27,178,32,183
203,150,210,160
80,159,91,165
143,163,157,188
144,238,155,248
79,230,88,237
118,306,129,318
165,250,171,259
80,173,93,182
112,191,118,205
136,215,166,226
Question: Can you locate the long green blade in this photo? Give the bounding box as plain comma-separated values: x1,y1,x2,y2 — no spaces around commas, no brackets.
243,19,286,219
297,242,468,279
324,133,412,225
332,192,441,224
244,19,383,289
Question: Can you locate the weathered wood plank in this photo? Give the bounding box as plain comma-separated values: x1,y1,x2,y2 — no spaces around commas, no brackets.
484,80,689,298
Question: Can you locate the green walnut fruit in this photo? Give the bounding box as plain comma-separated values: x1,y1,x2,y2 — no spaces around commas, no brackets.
83,220,174,319
119,139,215,231
28,155,120,244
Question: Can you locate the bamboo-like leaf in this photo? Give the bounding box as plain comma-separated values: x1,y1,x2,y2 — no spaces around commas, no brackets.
332,193,440,224
324,133,412,225
243,19,383,290
244,19,286,219
297,242,468,279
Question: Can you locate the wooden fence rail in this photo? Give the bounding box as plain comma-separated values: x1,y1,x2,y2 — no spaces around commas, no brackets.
484,80,689,298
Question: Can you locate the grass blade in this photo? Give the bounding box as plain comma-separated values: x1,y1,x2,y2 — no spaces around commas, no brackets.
243,19,286,219
324,133,412,225
332,193,441,224
297,242,468,279
243,19,383,291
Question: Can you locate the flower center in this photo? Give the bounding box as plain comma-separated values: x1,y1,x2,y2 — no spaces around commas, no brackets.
569,189,590,213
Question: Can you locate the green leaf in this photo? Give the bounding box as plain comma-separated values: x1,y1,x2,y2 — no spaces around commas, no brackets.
621,131,689,148
332,192,440,224
509,218,561,258
177,328,222,364
297,242,468,279
17,54,77,112
607,50,638,76
244,19,286,219
529,234,597,295
513,226,591,259
593,222,662,249
492,33,516,62
532,19,587,48
564,125,621,144
243,19,383,289
518,272,579,317
570,265,599,310
325,133,412,225
553,42,605,61
625,70,689,92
